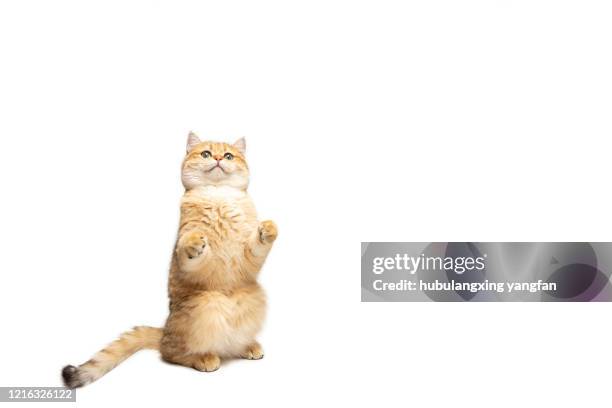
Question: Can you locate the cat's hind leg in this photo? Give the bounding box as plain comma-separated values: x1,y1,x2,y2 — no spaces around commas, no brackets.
160,311,222,373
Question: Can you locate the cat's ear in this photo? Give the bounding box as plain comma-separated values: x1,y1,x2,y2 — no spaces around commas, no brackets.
186,131,201,153
233,137,246,154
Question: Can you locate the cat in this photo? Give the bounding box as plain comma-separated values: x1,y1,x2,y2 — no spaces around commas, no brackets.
62,133,277,387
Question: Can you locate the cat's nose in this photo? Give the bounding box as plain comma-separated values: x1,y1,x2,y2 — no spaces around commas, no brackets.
213,155,223,161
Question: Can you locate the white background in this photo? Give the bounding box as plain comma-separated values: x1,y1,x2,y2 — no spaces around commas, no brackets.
1,1,611,407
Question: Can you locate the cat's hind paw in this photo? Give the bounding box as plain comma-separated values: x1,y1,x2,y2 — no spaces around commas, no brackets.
193,353,220,372
241,342,264,360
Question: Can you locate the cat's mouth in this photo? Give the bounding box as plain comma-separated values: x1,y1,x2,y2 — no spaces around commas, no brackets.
206,164,227,174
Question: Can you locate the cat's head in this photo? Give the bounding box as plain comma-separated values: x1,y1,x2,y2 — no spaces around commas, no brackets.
181,132,249,190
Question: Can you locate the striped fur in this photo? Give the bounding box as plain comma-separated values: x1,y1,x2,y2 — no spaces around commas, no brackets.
62,326,162,388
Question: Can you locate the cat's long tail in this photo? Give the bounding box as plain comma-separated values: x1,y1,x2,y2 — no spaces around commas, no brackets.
61,326,162,388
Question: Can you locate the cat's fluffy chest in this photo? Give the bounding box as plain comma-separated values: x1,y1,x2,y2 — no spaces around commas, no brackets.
185,186,257,241
191,185,247,202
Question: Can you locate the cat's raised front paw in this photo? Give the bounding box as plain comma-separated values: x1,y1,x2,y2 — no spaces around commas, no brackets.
258,220,277,244
179,232,208,259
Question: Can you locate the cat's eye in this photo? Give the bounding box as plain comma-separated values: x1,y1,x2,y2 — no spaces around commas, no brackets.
224,153,234,160
201,150,212,159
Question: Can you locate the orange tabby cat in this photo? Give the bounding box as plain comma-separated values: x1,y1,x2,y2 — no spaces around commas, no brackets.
62,133,277,387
